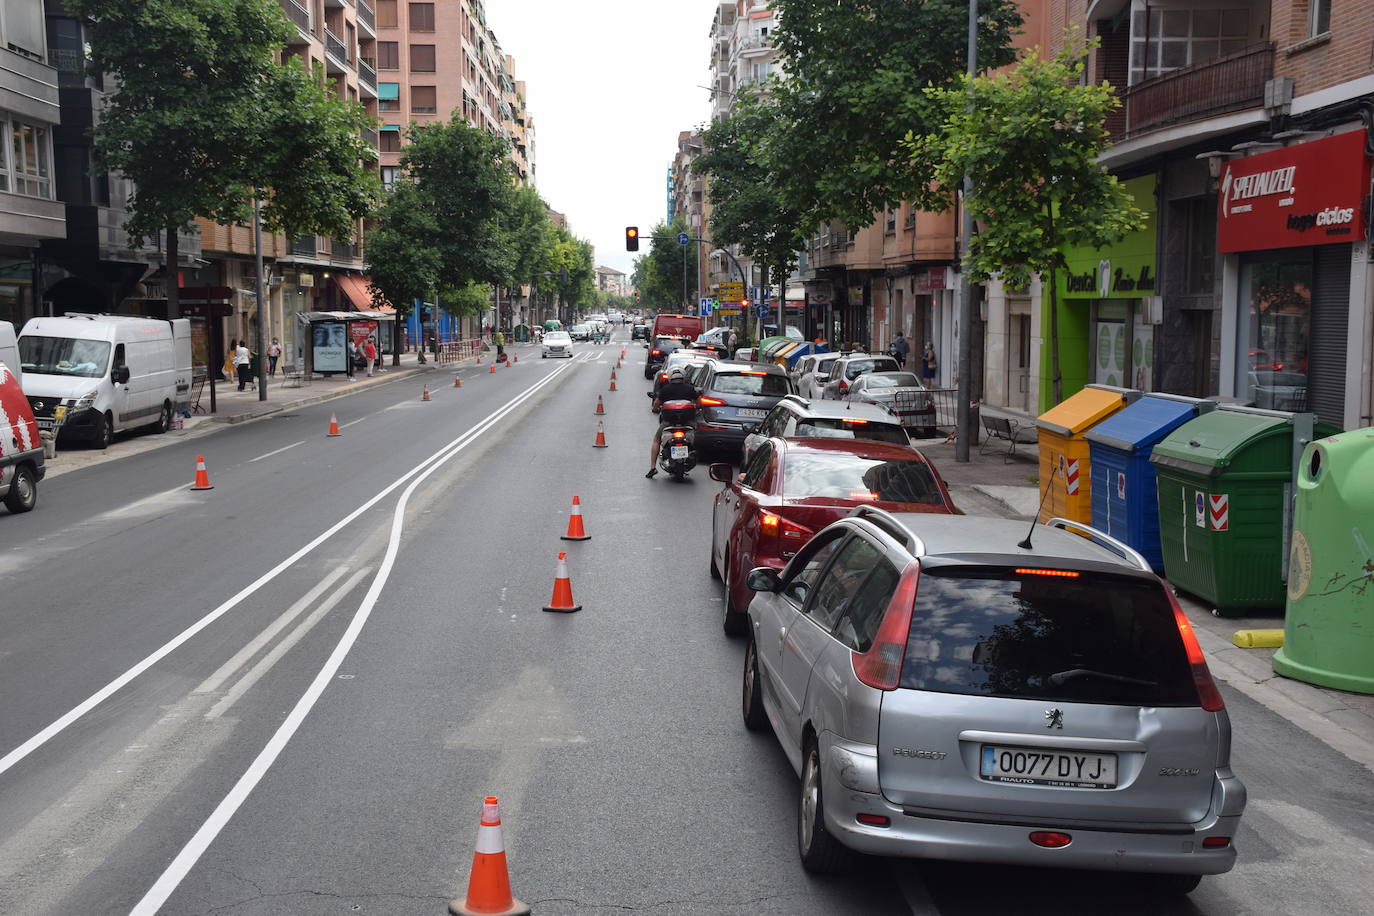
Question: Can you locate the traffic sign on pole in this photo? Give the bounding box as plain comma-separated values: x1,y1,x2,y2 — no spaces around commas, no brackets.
698,297,713,317
677,232,690,245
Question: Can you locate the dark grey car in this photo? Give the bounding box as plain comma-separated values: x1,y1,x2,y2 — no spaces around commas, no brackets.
694,361,793,457
741,510,1245,892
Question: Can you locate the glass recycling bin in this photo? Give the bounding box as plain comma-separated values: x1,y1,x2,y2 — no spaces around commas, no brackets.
1035,385,1140,525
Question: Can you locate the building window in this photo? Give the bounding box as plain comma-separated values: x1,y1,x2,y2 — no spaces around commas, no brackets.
10,119,51,198
380,129,402,153
378,82,400,111
408,2,435,31
410,44,435,72
2,0,47,59
376,0,398,28
411,85,437,113
1184,197,1216,296
885,207,896,233
1309,0,1330,35
380,165,400,187
377,41,399,69
1129,7,1251,85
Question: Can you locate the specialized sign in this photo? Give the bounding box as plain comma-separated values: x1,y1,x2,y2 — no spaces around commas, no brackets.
1060,175,1157,299
1208,494,1230,531
1217,131,1373,252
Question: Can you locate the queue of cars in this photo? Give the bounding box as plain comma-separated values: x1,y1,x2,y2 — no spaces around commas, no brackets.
647,338,1246,896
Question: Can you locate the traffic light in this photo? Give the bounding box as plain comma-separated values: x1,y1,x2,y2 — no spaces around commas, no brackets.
625,226,639,251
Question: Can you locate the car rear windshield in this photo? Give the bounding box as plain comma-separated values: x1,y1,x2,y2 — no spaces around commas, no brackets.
845,358,899,378
782,452,943,505
861,373,921,389
710,372,790,396
793,418,909,446
653,337,687,352
899,568,1198,707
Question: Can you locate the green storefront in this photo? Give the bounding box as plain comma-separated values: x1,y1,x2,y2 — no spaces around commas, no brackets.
1040,175,1159,412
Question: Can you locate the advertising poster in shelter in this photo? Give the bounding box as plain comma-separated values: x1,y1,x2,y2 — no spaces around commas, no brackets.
312,321,347,372
349,320,378,348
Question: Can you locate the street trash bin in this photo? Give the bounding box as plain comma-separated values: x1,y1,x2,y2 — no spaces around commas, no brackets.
1086,394,1215,570
1149,406,1338,615
1273,428,1374,693
1036,384,1140,525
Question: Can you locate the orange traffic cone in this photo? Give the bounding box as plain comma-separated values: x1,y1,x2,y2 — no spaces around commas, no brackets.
610,368,617,380
592,421,608,448
608,377,617,392
560,495,591,541
513,353,518,363
542,551,581,613
454,375,462,387
489,362,496,374
327,413,341,437
449,796,530,916
422,384,432,402
190,454,214,491
594,395,605,415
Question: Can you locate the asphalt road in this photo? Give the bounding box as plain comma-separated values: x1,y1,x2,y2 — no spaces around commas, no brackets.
1,328,1371,915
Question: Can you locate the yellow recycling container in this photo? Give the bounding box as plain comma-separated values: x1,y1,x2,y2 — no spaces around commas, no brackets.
1037,385,1140,524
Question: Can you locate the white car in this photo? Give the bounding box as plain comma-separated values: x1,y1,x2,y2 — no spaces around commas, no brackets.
541,331,573,358
794,352,841,400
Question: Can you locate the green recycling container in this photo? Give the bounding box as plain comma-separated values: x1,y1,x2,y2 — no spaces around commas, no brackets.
1149,409,1338,615
1273,429,1374,694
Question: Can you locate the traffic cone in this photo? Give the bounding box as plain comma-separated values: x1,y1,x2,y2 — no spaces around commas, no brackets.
611,368,617,380
454,375,462,388
513,353,518,363
327,413,341,437
560,495,591,541
592,421,608,448
594,395,605,415
422,384,432,401
608,377,617,392
190,454,214,490
542,551,581,613
449,796,530,916
489,362,496,374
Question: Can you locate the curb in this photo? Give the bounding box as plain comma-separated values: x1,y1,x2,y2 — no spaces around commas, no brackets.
209,362,438,425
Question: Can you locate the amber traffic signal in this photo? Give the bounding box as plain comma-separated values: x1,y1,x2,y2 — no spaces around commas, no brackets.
625,226,639,251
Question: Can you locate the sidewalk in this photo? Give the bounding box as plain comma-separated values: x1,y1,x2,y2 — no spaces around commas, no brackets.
915,428,1374,775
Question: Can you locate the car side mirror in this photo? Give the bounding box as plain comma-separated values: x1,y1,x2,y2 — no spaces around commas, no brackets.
746,567,780,592
112,366,130,384
708,463,733,483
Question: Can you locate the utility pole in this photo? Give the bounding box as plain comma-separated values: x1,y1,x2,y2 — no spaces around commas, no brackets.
954,0,978,462
252,194,267,402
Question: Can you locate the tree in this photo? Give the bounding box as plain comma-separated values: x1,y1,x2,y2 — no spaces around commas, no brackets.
768,0,1023,229
911,40,1146,404
632,217,697,309
71,0,376,316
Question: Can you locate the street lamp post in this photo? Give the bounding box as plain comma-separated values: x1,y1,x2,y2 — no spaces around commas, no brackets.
954,0,978,462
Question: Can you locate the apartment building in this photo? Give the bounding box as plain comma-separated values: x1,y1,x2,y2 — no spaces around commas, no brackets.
668,129,709,306
1033,0,1373,430
594,266,625,298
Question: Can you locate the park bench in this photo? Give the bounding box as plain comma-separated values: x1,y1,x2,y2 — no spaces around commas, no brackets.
281,363,307,388
980,414,1034,462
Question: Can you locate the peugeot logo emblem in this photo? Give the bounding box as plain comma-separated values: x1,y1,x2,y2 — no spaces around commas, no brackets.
1045,708,1064,730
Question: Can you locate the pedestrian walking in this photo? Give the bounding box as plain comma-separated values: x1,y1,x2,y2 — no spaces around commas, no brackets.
921,342,938,386
495,329,506,362
890,330,910,368
234,339,252,391
223,340,237,382
267,338,282,377
362,337,377,377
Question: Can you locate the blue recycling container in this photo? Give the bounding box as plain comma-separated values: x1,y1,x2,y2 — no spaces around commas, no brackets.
1085,395,1215,570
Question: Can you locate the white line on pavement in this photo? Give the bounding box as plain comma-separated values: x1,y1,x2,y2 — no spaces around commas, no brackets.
0,360,576,782
339,417,367,430
129,353,573,914
249,441,306,463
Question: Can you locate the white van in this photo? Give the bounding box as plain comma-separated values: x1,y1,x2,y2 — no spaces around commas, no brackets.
0,319,19,386
18,314,192,448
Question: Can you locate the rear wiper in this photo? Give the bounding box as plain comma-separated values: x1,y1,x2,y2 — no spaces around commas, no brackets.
1049,668,1157,688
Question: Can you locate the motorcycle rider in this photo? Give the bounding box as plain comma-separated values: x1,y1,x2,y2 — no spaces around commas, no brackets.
646,366,700,479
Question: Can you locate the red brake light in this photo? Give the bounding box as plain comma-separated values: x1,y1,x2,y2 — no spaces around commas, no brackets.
1014,568,1081,578
852,562,919,690
1169,589,1226,711
760,513,779,535
698,396,726,406
758,512,811,542
848,491,879,500
650,349,662,356
739,370,767,376
838,379,849,390
1029,831,1073,849
840,418,868,424
1202,836,1231,848
671,430,686,439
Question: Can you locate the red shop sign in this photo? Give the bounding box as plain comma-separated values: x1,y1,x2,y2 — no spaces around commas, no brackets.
1217,131,1372,253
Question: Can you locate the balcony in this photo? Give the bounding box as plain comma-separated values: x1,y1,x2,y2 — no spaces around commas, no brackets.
290,235,317,258
331,239,358,261
360,125,379,151
324,28,352,73
356,0,375,35
280,0,310,37
357,56,377,95
1123,43,1273,139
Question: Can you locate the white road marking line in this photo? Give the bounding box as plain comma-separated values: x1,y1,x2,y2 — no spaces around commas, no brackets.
192,567,351,696
339,417,367,429
0,360,577,782
130,357,573,915
205,567,371,720
249,441,305,463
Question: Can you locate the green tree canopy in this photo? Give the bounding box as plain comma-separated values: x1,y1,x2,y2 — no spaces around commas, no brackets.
911,40,1146,403
768,0,1023,229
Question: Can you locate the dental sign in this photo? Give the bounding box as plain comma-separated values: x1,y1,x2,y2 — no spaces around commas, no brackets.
1217,131,1372,252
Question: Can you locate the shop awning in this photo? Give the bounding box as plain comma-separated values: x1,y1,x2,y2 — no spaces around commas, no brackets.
334,274,384,311
298,310,396,322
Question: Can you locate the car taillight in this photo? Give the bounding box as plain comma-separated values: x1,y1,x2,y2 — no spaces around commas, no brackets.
650,349,662,356
1168,588,1226,711
759,512,811,541
671,430,686,439
852,562,920,690
841,418,868,424
1014,568,1081,578
699,396,726,406
838,379,849,391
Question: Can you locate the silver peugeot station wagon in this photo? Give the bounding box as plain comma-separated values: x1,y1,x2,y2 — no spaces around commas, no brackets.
741,508,1245,895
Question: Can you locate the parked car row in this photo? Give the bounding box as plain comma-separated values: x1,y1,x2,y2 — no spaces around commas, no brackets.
660,352,1246,895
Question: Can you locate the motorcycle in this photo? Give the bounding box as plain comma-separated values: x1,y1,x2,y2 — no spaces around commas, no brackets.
656,399,699,481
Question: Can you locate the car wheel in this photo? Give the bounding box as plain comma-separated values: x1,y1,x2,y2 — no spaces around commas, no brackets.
721,552,748,637
1140,874,1203,896
742,638,768,732
95,412,113,449
3,465,37,513
709,545,721,580
152,400,172,434
798,735,852,874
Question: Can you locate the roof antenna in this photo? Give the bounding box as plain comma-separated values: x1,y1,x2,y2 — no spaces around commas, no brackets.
1018,461,1060,550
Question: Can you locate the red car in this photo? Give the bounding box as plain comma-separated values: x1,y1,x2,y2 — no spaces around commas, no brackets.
709,437,957,635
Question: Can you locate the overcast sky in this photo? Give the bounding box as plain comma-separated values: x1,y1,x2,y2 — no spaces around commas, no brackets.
484,0,720,280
